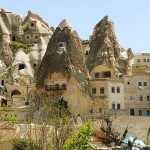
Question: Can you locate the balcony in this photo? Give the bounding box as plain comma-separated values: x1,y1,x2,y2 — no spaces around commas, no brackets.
45,84,67,91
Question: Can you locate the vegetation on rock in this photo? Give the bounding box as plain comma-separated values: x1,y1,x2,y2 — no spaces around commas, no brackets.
10,41,34,54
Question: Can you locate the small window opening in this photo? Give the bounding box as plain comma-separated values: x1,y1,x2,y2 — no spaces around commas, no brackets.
112,103,115,109
111,87,115,93
1,80,4,86
34,64,36,67
100,87,104,94
95,72,99,78
19,64,25,70
31,23,34,27
12,36,16,41
117,104,120,109
35,35,38,39
26,36,29,40
92,88,96,94
85,51,89,55
117,87,120,93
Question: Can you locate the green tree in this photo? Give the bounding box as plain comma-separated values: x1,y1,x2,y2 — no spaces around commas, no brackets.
64,121,92,150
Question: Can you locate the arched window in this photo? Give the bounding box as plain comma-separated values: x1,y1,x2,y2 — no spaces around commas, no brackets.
11,90,21,97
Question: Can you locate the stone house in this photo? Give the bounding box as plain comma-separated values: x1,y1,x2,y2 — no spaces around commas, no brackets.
134,53,150,66
124,75,150,116
22,12,52,44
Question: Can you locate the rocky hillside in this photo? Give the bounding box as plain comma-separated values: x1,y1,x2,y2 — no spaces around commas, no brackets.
87,16,133,76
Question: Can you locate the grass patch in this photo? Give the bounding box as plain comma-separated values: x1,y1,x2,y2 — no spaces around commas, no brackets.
10,41,34,54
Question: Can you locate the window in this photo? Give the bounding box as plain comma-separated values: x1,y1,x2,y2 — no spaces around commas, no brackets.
100,87,104,94
12,36,16,41
147,58,150,62
112,103,115,109
147,96,150,101
137,59,140,62
143,58,146,62
19,64,25,70
111,87,115,93
99,108,102,113
31,23,34,27
130,96,133,100
117,104,120,109
139,95,143,101
57,42,66,52
127,82,130,85
117,87,120,93
143,82,147,86
1,80,4,86
95,73,99,78
138,110,142,116
146,110,150,116
59,43,63,47
85,51,89,55
92,88,96,94
34,64,36,67
138,82,142,86
26,36,29,40
35,35,38,39
90,108,93,113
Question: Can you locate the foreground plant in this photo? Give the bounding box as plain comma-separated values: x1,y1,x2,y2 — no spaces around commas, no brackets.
64,121,93,150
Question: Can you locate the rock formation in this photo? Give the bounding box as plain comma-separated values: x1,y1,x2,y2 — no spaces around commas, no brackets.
0,34,13,67
36,19,92,115
0,9,53,83
36,19,88,88
87,16,134,77
0,8,23,35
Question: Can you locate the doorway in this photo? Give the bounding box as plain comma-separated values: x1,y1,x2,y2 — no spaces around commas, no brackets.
130,109,135,116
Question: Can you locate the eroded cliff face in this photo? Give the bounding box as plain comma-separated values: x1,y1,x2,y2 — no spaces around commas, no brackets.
0,34,13,67
36,19,88,88
0,9,53,84
87,16,133,77
0,9,23,36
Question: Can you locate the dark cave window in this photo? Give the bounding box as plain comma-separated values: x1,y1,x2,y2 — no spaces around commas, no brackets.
85,51,89,55
12,36,16,41
34,64,36,67
31,23,34,27
19,64,25,70
1,80,4,86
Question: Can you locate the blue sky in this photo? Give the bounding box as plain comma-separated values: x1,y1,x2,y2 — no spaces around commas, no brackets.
1,0,150,53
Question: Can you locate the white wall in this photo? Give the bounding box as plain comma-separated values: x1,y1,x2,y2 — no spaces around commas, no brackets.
107,80,124,109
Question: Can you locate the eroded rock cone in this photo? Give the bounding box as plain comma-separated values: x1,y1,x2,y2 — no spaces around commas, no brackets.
36,19,88,88
87,16,133,76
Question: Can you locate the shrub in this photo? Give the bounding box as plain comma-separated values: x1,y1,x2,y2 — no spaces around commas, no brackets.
64,121,93,150
13,138,37,150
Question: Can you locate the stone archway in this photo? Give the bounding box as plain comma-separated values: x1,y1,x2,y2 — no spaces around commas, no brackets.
11,90,22,97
